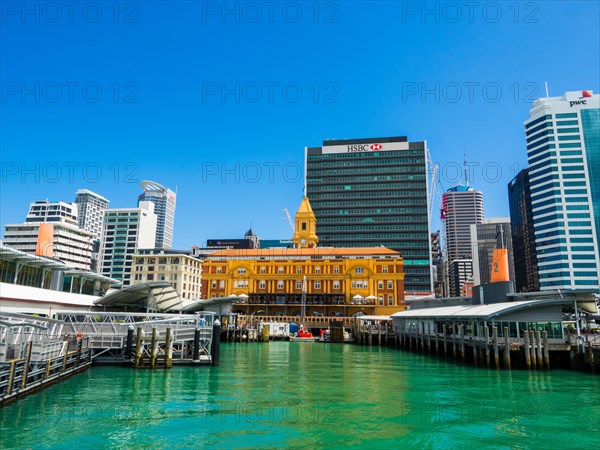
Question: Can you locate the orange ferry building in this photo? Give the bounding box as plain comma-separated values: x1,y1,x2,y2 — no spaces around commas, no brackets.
201,198,405,317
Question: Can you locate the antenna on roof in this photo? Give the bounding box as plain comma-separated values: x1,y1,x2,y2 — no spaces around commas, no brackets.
463,147,469,187
544,81,549,98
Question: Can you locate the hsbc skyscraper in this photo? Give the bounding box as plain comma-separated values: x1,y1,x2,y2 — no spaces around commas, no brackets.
305,136,433,295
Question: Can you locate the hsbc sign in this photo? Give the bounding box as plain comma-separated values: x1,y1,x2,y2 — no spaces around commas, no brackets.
347,143,383,152
322,141,410,154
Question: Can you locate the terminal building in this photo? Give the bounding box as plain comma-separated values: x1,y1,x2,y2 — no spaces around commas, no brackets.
201,197,406,316
305,136,431,295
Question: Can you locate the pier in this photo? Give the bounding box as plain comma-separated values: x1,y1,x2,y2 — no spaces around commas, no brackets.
390,292,600,372
1,311,219,406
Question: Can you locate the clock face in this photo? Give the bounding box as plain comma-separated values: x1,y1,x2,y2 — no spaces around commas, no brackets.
300,238,307,245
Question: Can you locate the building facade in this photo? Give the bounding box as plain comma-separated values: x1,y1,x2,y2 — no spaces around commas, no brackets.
75,189,109,239
201,197,406,316
98,201,157,285
138,180,176,250
305,136,431,294
3,222,94,271
470,218,515,286
508,169,540,292
130,249,202,300
4,199,93,270
525,90,599,290
25,200,78,225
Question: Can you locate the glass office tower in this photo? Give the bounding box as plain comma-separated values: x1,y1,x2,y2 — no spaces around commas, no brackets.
305,136,432,294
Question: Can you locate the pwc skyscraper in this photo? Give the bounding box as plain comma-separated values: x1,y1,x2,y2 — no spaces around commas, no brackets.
524,90,600,290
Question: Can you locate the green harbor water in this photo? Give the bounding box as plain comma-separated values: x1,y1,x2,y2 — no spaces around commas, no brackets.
1,342,599,449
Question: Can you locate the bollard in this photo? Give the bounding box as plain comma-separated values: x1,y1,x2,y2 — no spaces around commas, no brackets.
211,320,221,366
193,328,201,361
125,326,134,360
262,324,269,343
504,327,511,370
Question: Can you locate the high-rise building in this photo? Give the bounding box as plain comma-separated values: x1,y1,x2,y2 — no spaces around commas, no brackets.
508,169,540,292
25,200,78,225
470,218,515,286
99,201,157,285
449,259,473,298
138,181,176,249
75,189,109,239
305,136,432,294
442,185,484,296
525,90,599,290
4,200,93,270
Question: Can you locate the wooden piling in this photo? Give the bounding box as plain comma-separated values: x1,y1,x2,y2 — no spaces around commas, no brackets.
262,324,270,342
529,331,537,370
379,322,383,347
21,341,33,389
368,325,373,347
542,331,550,370
443,324,447,356
165,327,172,368
435,323,439,355
134,327,143,368
492,327,499,369
150,327,158,369
587,340,595,373
452,323,457,357
524,330,531,369
426,323,431,352
7,360,16,395
484,326,490,368
459,324,465,361
535,330,543,369
504,327,511,370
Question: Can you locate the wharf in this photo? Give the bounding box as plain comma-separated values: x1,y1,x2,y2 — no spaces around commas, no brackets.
0,311,219,406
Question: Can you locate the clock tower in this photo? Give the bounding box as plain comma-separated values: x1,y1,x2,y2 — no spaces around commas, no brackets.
292,197,319,248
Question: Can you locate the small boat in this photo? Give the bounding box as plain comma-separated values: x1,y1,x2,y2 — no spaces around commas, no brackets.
289,326,318,342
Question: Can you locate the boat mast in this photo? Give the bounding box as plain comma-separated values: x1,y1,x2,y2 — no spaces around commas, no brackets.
301,275,306,325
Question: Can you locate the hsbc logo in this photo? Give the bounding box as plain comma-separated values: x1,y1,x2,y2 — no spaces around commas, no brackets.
346,143,383,152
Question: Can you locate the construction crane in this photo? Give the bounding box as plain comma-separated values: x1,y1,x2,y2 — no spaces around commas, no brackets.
283,209,294,232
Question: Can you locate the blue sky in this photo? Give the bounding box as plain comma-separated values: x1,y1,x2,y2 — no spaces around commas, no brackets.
1,1,599,248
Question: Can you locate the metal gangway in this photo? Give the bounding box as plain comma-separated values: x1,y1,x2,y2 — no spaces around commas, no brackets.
54,311,216,364
1,312,91,405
